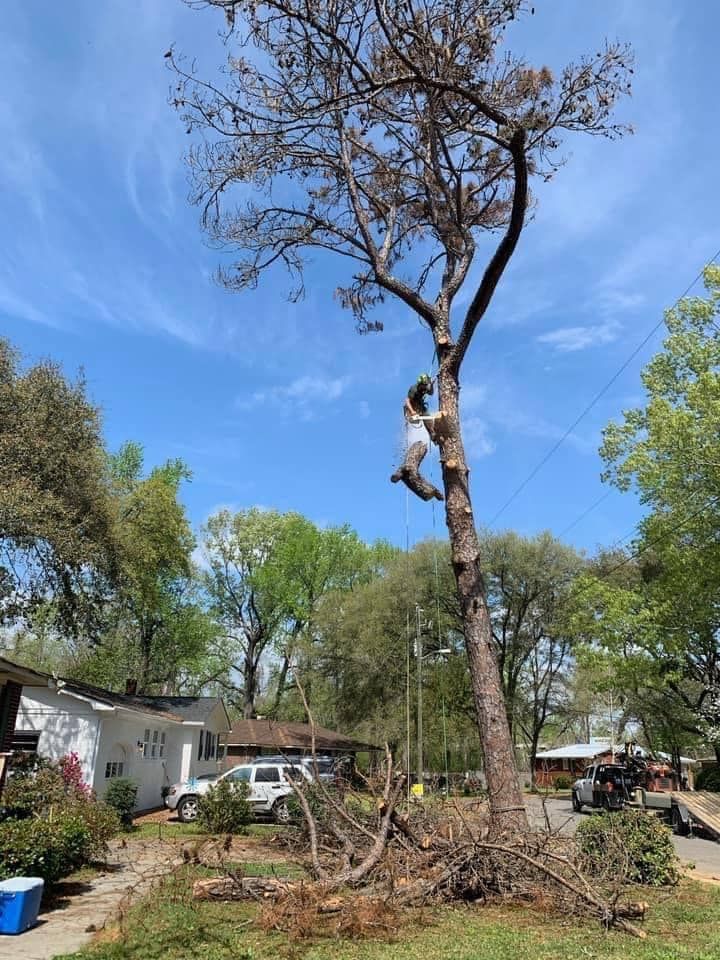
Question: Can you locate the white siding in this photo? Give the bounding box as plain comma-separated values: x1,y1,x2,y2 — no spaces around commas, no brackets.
18,688,185,812
17,687,101,787
92,713,184,810
17,690,230,811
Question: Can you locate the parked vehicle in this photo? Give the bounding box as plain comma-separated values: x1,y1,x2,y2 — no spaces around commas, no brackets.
572,763,635,812
571,755,704,838
251,754,352,784
165,762,311,823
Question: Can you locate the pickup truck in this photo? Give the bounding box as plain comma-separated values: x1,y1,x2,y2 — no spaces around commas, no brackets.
572,762,635,811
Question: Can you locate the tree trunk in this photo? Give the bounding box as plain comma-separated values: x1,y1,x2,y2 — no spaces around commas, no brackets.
391,440,444,501
138,620,155,694
243,650,258,719
435,367,527,833
529,733,540,791
271,654,291,715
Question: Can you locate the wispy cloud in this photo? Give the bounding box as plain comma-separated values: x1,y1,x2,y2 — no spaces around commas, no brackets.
460,377,596,455
237,375,350,419
464,417,495,458
536,321,620,353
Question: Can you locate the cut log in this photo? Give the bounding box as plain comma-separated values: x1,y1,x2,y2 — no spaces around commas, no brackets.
390,441,443,502
192,876,295,901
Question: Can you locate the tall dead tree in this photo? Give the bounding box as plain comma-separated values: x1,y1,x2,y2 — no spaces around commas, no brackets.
172,0,632,832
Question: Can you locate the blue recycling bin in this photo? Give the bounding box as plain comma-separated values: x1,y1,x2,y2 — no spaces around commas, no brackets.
0,877,44,934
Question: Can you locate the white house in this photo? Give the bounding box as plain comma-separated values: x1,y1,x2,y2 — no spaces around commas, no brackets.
17,677,231,811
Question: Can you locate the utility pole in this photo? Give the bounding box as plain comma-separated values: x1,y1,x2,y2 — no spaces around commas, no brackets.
416,604,423,793
405,609,411,804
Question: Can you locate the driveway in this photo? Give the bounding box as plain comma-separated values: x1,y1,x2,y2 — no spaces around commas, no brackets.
526,796,720,880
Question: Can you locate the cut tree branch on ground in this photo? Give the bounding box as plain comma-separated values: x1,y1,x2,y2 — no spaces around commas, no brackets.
222,679,645,939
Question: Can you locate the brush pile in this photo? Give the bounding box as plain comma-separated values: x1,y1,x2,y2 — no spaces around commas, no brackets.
195,746,650,939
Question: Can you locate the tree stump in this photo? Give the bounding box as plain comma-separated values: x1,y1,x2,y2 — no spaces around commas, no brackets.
390,441,443,501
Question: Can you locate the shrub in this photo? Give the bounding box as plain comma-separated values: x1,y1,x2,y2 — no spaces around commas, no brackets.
0,814,92,884
3,758,67,817
197,778,251,833
576,808,680,886
59,752,92,798
104,778,138,829
67,799,121,858
695,766,720,792
553,775,573,790
285,781,331,828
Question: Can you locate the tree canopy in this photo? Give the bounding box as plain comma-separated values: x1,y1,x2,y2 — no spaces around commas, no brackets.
573,268,720,759
0,339,117,633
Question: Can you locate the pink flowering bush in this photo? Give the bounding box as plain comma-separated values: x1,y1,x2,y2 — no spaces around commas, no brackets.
59,752,92,799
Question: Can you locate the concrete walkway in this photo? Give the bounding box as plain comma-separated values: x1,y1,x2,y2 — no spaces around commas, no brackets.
0,837,179,960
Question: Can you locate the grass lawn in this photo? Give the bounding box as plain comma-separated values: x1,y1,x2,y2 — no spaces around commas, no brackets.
55,863,720,960
128,820,280,841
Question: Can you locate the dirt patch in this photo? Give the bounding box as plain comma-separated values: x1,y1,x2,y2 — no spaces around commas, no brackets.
133,807,178,824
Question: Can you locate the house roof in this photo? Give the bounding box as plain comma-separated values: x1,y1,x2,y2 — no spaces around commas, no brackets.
130,696,230,730
535,741,611,761
54,678,186,721
226,718,378,753
0,656,50,687
535,741,697,765
3,657,226,726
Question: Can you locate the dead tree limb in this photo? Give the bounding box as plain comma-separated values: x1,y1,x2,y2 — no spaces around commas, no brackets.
390,441,443,501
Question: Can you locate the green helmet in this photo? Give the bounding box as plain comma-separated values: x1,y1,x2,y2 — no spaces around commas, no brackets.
417,373,432,385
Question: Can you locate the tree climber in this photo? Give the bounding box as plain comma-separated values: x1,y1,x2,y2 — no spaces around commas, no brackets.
391,374,444,501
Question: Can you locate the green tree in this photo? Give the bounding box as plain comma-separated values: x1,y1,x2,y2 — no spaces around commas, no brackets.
88,444,213,694
202,508,387,718
577,268,720,759
481,531,583,762
173,0,632,831
311,541,471,773
267,518,394,713
0,339,116,635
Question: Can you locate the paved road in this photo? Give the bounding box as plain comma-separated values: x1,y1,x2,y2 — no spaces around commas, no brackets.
526,796,720,880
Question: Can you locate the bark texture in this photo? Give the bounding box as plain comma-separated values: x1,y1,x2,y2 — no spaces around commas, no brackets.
435,366,527,833
390,440,443,502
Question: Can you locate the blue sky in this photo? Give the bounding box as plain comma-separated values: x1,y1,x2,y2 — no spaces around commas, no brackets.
2,1,719,557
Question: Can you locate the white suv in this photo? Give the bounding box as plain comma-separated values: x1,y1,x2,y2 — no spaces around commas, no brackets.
165,762,311,824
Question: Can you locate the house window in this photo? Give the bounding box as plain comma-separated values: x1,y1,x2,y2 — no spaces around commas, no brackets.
197,730,204,761
106,743,128,779
11,731,40,753
205,732,216,761
562,758,570,771
141,729,164,760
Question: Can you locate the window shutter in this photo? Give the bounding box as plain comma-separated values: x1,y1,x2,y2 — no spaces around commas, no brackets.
0,682,22,752
197,730,204,761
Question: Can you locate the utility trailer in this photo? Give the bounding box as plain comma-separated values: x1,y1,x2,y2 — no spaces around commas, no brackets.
572,761,719,840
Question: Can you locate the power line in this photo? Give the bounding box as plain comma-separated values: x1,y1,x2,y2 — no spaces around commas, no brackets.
558,490,613,539
488,248,720,528
578,494,720,593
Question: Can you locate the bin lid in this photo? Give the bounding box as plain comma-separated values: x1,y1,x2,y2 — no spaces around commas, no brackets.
0,877,45,893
